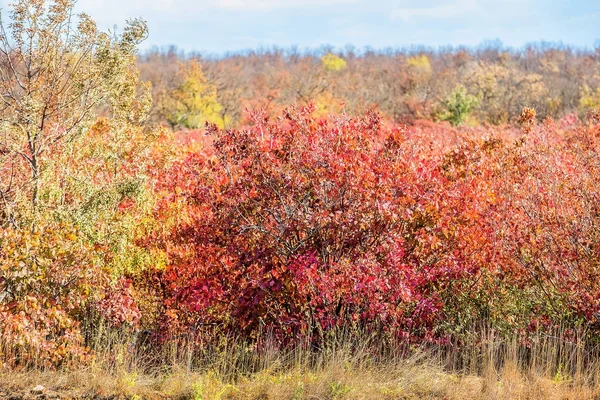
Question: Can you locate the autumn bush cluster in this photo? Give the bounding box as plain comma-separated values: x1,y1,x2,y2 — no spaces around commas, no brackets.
3,0,600,373
147,106,600,348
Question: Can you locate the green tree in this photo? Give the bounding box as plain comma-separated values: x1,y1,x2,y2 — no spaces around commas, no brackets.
439,85,479,126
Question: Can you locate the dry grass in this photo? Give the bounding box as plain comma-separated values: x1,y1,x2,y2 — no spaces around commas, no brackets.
2,327,600,399
1,358,597,399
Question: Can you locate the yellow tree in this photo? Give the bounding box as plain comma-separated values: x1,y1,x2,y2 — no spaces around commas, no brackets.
580,84,600,112
321,52,347,72
167,60,226,129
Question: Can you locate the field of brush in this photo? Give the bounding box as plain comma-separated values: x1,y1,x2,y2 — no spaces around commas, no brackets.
3,1,600,399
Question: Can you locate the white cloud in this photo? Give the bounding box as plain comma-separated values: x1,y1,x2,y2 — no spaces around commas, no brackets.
0,0,360,26
212,0,357,11
76,0,357,15
391,0,480,21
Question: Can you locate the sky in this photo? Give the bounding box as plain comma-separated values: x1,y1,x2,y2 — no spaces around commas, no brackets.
0,0,599,55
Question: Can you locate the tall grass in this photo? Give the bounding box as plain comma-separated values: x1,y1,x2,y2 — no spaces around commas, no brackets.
3,324,600,399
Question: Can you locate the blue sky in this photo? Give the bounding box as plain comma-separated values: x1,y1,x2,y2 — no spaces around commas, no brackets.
1,0,599,54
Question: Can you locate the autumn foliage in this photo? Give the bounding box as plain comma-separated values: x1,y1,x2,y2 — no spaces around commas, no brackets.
140,104,600,350
4,0,600,376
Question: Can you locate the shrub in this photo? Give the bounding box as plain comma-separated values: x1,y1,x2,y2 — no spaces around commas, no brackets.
151,106,496,345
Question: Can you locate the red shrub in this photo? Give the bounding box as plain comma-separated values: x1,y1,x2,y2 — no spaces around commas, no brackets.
151,106,497,344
